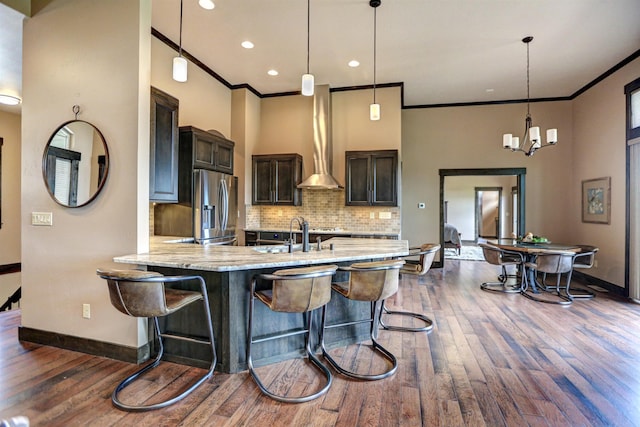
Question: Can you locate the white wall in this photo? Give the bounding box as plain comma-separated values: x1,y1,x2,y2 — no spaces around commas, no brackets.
21,0,151,346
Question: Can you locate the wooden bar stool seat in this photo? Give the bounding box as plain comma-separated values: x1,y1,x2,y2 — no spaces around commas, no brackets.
247,264,338,403
320,259,404,381
96,268,216,412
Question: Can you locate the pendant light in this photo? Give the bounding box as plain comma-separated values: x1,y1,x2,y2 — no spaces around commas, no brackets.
502,36,558,156
301,0,314,96
369,0,381,120
173,0,188,82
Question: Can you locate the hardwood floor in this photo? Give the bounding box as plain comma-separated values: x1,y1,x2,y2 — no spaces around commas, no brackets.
2,260,640,426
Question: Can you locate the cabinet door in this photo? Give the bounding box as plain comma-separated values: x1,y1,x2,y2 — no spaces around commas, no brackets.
345,154,371,206
194,134,216,170
252,157,273,204
150,87,179,202
215,139,234,175
371,152,398,206
273,158,295,204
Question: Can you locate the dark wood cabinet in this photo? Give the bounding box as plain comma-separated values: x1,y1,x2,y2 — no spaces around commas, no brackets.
149,87,179,202
345,150,398,206
179,126,235,176
252,154,303,205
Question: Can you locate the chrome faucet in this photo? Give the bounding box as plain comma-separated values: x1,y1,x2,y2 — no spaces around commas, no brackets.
289,216,310,252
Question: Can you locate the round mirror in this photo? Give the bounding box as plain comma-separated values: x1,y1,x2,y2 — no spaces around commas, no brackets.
42,120,109,207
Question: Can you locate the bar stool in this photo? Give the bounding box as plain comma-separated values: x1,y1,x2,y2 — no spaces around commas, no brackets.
479,243,525,293
247,264,338,403
320,259,404,380
96,268,216,412
379,243,440,332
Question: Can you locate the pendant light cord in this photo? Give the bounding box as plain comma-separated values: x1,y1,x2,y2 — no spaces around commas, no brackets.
179,0,183,56
526,38,530,118
373,5,377,103
306,0,310,74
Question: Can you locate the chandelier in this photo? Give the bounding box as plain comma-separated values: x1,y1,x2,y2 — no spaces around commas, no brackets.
503,36,557,156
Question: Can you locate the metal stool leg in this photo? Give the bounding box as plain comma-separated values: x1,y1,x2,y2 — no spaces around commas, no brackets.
378,299,433,332
320,300,398,381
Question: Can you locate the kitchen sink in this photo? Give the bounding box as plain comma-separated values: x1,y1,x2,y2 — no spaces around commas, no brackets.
252,244,294,254
252,243,325,254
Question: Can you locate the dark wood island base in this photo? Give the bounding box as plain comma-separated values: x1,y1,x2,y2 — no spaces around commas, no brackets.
115,238,408,373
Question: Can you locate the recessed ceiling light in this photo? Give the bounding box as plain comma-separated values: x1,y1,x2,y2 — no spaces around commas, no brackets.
241,41,254,49
348,60,360,68
199,0,215,10
0,94,21,106
267,69,279,76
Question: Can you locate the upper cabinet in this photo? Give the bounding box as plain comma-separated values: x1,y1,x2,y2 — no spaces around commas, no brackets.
252,154,303,206
149,87,179,202
179,126,235,175
345,150,398,206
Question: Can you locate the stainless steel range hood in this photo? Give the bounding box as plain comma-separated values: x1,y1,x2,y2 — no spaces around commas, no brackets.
297,85,343,189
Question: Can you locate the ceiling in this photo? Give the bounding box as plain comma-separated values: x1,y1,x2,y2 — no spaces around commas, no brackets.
2,0,640,114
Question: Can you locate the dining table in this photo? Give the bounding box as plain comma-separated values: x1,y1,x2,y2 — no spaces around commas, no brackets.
486,239,583,294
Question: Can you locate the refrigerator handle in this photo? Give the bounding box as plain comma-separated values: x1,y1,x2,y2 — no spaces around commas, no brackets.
218,179,228,231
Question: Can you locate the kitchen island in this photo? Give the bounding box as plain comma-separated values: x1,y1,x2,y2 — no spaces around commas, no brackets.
114,238,408,373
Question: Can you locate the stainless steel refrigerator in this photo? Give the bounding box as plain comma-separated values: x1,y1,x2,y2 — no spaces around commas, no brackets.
193,169,237,245
154,169,238,245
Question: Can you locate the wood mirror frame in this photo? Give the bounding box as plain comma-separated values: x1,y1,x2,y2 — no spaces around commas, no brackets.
42,120,109,208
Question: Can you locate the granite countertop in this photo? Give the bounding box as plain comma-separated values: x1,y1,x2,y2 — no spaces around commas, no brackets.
115,237,408,272
245,227,400,237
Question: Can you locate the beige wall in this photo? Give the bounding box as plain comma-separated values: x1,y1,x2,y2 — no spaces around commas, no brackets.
571,57,640,287
150,38,232,137
402,101,574,249
0,110,21,306
21,0,151,347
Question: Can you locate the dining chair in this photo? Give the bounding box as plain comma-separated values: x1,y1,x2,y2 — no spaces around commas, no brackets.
478,243,525,293
537,245,598,299
521,252,574,305
379,243,440,333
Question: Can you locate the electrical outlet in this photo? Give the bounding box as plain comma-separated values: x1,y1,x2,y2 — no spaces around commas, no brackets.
82,304,91,319
370,212,375,219
31,212,53,226
594,260,598,268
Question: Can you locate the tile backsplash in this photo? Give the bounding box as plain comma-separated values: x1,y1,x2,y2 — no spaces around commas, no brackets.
245,189,400,233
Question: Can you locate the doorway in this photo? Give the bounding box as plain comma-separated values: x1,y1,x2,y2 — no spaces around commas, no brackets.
475,187,502,239
438,168,526,268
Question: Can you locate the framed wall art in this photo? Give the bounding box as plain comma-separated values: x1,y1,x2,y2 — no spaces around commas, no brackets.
582,177,611,224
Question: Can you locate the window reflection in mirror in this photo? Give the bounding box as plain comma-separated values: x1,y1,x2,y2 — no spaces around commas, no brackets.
43,120,108,207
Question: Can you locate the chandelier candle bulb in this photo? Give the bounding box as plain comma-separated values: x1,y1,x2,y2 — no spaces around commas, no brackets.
530,126,540,142
547,128,558,144
512,137,520,149
503,134,512,148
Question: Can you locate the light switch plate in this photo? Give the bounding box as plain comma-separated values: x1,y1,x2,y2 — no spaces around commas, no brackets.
32,212,53,226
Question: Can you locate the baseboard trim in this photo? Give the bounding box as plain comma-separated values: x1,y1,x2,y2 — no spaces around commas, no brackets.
571,271,626,298
18,326,149,364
